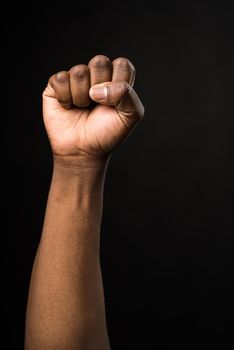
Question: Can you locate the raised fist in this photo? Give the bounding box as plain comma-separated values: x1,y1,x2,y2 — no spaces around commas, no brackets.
43,55,144,165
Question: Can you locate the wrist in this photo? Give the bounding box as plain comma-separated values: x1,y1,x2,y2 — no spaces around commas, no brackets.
52,155,109,199
53,153,110,174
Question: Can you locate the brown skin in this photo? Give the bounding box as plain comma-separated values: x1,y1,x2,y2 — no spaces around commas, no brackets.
25,55,144,350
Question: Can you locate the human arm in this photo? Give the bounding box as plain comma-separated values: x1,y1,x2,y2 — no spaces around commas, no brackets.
25,55,144,350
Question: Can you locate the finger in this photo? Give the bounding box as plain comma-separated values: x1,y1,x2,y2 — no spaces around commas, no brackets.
49,71,72,109
69,64,91,107
89,81,144,128
112,57,136,86
88,55,112,86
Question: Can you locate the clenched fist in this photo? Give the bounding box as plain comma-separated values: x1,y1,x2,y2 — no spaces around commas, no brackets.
43,55,144,166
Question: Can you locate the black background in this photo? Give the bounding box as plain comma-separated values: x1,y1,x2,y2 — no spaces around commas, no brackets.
3,1,234,349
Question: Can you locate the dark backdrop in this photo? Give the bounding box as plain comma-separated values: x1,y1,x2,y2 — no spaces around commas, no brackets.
3,1,234,349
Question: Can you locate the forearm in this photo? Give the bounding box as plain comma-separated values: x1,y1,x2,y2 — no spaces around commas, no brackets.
25,160,110,350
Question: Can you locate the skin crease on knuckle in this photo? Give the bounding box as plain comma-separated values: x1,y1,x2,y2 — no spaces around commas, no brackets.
49,72,71,105
113,57,133,72
89,55,111,69
70,65,91,107
112,58,135,87
55,71,69,83
70,65,89,81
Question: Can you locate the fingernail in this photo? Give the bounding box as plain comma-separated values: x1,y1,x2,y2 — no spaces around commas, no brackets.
90,86,108,100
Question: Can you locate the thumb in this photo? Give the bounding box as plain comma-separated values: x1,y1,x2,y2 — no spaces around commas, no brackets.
89,81,144,127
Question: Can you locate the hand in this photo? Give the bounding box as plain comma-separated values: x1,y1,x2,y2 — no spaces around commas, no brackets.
43,55,144,167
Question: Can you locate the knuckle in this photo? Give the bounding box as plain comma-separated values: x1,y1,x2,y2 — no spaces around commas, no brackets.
70,65,89,80
89,55,111,69
55,71,69,83
114,57,134,71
